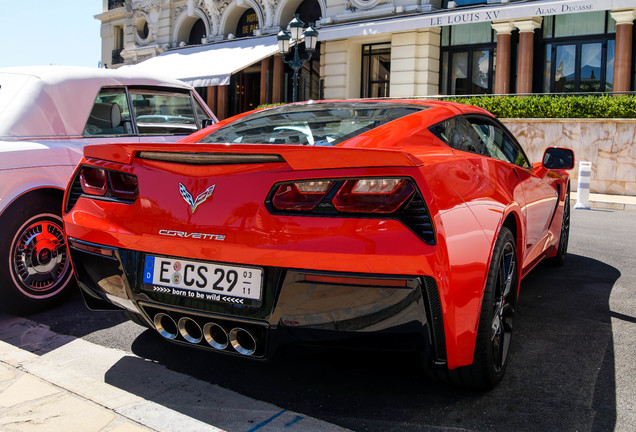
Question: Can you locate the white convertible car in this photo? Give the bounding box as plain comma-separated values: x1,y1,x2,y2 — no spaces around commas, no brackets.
0,66,217,314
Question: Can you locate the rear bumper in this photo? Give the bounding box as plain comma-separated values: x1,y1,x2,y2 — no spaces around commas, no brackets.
68,238,447,364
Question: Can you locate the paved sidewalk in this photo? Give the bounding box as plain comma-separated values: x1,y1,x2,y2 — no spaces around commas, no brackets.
0,314,350,432
571,191,636,211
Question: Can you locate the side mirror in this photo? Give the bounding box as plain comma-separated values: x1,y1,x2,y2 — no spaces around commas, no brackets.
201,118,215,128
542,147,574,170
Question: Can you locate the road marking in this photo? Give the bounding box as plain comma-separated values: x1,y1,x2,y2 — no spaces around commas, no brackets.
247,409,288,432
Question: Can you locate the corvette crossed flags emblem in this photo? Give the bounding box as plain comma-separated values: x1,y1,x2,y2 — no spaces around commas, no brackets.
179,183,216,214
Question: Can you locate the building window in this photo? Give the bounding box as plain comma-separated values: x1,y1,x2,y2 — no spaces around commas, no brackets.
361,43,391,98
542,11,616,93
236,9,259,38
112,26,124,65
188,19,206,45
440,23,495,95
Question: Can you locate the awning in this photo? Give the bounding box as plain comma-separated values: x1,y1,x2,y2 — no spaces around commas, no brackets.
125,35,279,87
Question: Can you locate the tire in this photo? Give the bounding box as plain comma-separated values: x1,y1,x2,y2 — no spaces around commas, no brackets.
425,226,517,390
548,185,570,266
0,194,75,315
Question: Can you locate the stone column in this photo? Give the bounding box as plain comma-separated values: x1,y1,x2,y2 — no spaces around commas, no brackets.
491,22,516,95
322,39,351,99
389,28,441,97
260,57,271,105
610,9,636,93
513,18,542,95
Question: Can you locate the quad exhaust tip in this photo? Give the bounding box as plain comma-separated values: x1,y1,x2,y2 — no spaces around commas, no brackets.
178,317,203,344
154,313,178,340
203,322,229,350
153,313,258,356
229,327,257,356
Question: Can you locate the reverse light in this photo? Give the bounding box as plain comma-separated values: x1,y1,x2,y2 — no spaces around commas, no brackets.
272,180,334,210
333,178,415,213
352,178,402,194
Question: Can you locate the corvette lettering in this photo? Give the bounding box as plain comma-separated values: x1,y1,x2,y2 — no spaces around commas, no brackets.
158,229,225,241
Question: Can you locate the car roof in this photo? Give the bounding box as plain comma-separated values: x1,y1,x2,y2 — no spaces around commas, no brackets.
0,65,193,138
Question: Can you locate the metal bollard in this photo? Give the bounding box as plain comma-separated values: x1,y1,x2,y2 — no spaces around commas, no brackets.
574,161,592,209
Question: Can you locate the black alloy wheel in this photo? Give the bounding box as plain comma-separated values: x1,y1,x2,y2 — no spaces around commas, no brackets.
550,186,570,266
423,226,517,389
490,236,516,376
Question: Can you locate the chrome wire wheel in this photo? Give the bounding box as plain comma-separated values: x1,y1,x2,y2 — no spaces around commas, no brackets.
9,214,72,299
490,240,516,374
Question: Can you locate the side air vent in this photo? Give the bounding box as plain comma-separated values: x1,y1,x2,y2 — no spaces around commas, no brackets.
137,151,285,165
65,174,84,212
399,193,436,245
422,276,446,363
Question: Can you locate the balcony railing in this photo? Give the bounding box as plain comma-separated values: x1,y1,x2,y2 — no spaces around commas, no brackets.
108,0,125,10
112,49,124,65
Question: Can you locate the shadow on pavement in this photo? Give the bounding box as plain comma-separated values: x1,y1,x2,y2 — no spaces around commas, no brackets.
98,252,619,432
0,289,128,356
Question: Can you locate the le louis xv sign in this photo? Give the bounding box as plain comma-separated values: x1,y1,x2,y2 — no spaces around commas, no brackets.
319,0,631,41
426,1,597,28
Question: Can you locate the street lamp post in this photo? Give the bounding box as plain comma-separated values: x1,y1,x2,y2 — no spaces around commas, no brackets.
277,15,319,103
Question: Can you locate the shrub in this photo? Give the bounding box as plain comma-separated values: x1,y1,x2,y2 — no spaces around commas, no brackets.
437,95,636,119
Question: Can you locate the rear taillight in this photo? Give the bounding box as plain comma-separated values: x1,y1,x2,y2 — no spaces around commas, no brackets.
270,177,415,214
272,180,334,211
79,167,108,196
77,166,138,201
332,178,415,213
109,171,139,200
267,176,435,245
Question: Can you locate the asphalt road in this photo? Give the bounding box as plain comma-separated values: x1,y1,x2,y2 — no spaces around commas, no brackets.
24,208,636,432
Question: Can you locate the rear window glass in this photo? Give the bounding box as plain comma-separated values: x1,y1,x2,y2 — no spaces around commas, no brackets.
84,88,202,136
130,89,198,134
197,102,427,146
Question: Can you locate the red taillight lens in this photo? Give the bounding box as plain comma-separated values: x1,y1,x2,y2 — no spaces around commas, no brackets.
79,167,108,196
272,180,334,211
333,178,414,213
78,166,138,201
109,171,139,200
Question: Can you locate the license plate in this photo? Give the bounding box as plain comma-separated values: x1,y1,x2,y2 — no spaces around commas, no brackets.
143,255,262,301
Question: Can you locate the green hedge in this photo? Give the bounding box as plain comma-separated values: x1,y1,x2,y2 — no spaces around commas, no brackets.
438,95,636,119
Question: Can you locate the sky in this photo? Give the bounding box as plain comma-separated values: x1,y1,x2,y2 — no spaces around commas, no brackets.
0,0,103,68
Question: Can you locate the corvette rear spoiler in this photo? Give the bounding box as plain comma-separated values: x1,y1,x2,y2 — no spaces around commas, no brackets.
83,143,425,170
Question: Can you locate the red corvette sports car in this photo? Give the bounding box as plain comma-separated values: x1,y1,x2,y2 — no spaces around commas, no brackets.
63,100,574,389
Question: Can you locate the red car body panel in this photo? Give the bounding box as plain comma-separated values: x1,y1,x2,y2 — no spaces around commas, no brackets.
63,100,571,371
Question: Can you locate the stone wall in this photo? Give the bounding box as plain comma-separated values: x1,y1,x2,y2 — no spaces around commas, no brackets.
502,119,636,197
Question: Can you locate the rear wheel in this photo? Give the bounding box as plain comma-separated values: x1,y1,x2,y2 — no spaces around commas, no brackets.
0,195,75,315
425,226,517,389
548,186,570,266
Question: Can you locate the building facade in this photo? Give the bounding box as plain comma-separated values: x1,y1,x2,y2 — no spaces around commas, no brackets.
97,0,636,118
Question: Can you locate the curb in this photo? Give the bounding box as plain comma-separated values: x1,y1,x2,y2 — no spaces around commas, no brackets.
0,314,350,432
570,193,636,212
